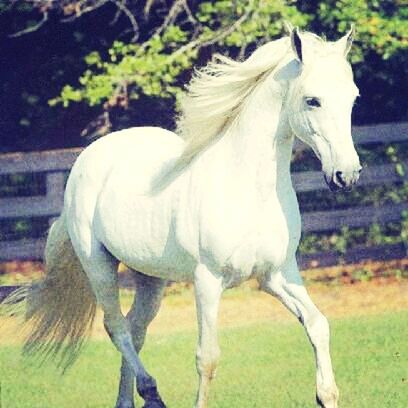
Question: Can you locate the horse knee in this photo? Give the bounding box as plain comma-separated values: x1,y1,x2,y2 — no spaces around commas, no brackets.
129,324,147,352
196,346,220,379
128,306,156,328
127,311,155,350
196,359,219,380
305,312,330,344
103,314,130,346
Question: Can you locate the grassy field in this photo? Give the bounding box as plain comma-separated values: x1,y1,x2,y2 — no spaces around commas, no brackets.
1,308,407,408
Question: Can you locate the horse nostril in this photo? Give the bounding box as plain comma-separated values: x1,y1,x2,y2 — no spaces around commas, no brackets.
335,171,346,187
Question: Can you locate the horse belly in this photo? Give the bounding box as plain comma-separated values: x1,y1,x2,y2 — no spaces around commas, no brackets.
118,230,196,283
95,184,196,282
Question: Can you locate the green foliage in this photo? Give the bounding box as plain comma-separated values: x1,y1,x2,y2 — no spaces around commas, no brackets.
197,0,309,47
1,0,406,153
50,0,407,115
51,0,309,109
50,30,197,108
386,144,406,177
303,0,407,123
401,211,408,246
316,0,407,62
351,268,374,282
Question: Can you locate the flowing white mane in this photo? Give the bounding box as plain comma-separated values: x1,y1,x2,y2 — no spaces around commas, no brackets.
176,36,291,165
175,31,334,167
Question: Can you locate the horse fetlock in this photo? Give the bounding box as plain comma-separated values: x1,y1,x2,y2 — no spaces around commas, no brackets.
205,363,218,380
115,400,135,408
316,383,339,408
196,346,220,379
196,358,219,380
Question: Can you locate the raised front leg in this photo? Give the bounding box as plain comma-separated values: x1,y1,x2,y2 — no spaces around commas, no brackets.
259,257,339,408
194,264,223,408
115,273,167,408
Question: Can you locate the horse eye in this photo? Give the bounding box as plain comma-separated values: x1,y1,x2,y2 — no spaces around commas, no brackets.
305,97,321,108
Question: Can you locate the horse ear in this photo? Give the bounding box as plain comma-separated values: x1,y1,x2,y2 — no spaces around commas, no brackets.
290,27,303,63
336,25,355,56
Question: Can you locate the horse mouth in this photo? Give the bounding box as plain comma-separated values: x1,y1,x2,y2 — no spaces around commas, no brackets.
324,174,352,193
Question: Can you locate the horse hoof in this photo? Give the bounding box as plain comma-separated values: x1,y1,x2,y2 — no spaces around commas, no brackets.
137,376,166,408
142,400,166,408
316,389,338,408
316,394,324,407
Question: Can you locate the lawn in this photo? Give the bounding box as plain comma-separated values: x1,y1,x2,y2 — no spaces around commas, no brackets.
0,311,407,408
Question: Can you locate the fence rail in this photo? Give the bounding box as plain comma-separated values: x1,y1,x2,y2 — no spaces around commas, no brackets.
0,122,407,269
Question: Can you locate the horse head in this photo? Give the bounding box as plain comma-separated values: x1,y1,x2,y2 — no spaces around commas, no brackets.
286,27,362,192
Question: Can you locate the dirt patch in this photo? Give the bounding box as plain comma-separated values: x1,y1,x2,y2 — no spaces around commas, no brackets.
303,258,408,285
1,258,406,283
1,259,408,343
86,279,408,340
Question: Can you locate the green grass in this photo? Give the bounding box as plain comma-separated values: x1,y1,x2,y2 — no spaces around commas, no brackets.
1,312,407,408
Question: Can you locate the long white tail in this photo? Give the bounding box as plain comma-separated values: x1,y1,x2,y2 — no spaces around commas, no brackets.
4,216,97,370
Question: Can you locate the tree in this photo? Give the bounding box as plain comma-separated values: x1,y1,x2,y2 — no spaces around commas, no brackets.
0,0,406,151
47,0,310,137
52,0,408,132
300,0,407,123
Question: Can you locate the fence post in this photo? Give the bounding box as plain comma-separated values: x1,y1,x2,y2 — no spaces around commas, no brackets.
45,172,66,227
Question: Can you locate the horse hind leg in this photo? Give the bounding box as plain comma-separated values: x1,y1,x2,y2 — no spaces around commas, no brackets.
115,272,167,408
77,243,166,408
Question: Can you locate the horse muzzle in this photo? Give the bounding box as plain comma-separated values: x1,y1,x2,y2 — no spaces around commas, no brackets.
324,167,362,193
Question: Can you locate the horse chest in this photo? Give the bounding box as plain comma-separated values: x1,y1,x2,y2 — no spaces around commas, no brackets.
198,192,300,286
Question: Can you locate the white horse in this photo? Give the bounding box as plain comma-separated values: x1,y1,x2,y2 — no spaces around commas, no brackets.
10,27,362,408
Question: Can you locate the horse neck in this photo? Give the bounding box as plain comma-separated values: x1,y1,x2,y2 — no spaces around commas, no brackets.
209,76,294,195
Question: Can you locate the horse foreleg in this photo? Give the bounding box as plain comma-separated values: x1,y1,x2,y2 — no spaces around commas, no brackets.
260,257,339,408
194,264,223,408
115,273,167,408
